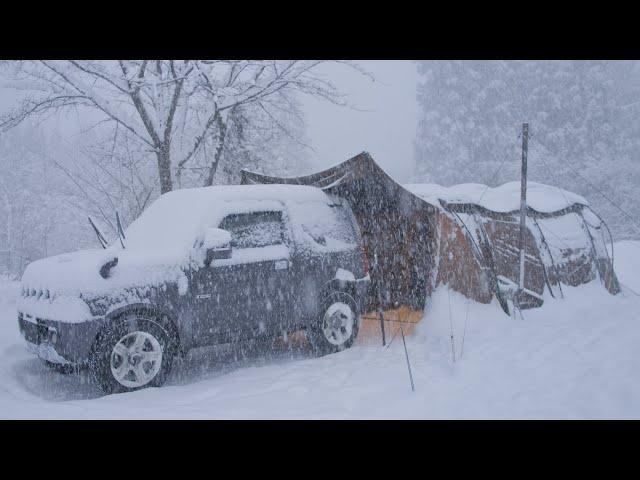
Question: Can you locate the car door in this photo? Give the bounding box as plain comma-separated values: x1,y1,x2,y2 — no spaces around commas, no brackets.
192,209,294,343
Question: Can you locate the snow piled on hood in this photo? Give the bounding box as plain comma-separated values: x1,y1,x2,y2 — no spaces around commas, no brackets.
18,248,188,322
20,248,187,294
405,181,588,213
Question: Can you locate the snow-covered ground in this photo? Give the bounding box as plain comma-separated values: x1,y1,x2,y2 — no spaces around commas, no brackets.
2,242,640,419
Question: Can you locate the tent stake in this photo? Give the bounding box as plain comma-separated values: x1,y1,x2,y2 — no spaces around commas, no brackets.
400,326,415,392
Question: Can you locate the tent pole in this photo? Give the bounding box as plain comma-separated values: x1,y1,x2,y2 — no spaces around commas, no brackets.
374,252,387,346
364,173,387,347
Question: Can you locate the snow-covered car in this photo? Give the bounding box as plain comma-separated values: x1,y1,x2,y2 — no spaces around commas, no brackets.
17,185,370,394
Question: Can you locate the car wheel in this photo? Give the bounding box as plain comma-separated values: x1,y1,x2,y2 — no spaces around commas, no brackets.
307,292,359,355
89,314,176,394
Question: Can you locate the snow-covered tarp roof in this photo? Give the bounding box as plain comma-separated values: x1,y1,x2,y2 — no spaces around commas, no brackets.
404,181,588,214
242,153,589,216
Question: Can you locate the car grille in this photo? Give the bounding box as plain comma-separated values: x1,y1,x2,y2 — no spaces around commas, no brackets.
21,286,57,301
19,313,53,345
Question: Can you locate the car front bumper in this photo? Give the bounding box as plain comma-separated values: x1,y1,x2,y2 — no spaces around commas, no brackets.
18,313,104,365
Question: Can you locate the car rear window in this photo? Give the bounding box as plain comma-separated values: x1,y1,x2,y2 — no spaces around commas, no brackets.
298,202,358,249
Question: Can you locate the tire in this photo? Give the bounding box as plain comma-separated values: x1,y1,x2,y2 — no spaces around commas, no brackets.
89,313,177,395
307,292,360,355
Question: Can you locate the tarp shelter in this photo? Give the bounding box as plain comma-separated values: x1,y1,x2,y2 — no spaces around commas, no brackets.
241,152,619,324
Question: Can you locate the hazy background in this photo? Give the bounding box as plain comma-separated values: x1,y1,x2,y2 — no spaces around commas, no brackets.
1,60,639,276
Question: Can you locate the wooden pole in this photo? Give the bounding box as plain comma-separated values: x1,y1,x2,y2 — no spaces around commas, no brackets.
519,123,529,291
374,252,387,346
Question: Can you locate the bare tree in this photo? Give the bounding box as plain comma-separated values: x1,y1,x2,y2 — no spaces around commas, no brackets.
1,60,349,194
49,127,158,233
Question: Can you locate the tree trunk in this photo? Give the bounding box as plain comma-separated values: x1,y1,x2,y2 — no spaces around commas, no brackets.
204,115,228,187
156,146,173,194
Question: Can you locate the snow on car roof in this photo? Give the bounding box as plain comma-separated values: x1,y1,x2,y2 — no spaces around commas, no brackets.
160,184,331,204
404,181,588,213
124,184,334,253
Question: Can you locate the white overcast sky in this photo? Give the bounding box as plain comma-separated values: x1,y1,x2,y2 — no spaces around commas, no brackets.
299,60,419,182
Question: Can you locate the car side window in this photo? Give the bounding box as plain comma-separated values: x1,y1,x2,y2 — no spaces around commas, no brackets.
218,211,285,249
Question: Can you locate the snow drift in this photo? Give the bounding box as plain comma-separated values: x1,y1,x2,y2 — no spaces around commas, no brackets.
1,241,639,418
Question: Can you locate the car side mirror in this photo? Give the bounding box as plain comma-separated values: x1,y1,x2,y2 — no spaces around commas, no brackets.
200,228,233,266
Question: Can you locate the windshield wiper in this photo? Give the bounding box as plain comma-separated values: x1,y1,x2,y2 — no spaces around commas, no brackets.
116,211,126,249
88,216,108,249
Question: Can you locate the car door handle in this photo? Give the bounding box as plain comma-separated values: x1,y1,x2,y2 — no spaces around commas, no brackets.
274,260,289,270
